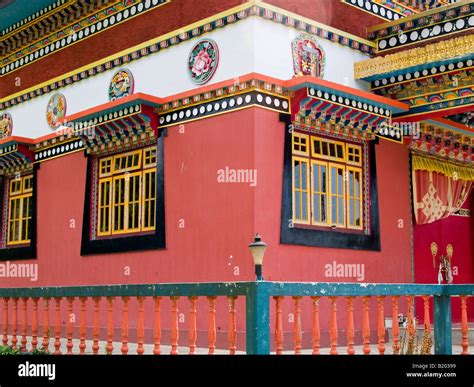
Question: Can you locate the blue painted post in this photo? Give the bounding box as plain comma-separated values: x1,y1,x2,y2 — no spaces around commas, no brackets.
434,295,452,355
246,282,270,354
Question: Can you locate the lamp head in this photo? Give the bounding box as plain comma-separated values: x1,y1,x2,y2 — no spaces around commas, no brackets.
248,233,267,266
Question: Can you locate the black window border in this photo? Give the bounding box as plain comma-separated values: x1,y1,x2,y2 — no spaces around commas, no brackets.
0,165,38,261
279,114,381,251
80,134,166,256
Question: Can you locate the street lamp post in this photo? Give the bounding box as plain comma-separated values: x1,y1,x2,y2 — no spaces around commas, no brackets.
248,233,267,281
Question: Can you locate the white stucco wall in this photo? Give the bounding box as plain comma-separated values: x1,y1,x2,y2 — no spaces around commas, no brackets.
4,17,370,138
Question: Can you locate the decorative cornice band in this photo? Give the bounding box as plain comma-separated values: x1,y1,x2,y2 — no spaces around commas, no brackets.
354,35,474,79
0,1,374,111
1,0,169,76
374,5,474,53
371,57,473,90
0,0,73,37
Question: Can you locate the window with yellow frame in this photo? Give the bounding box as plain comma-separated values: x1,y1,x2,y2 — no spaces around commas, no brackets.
97,146,157,237
7,174,33,245
291,132,363,230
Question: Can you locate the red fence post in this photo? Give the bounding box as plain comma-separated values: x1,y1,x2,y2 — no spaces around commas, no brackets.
137,297,145,355
274,296,284,355
92,297,100,355
311,296,320,355
346,297,355,355
20,297,28,352
153,297,161,355
377,296,385,355
106,297,114,355
42,297,50,353
188,296,197,355
54,297,62,355
228,296,237,355
2,297,9,347
79,297,87,355
31,298,39,351
208,296,217,355
66,297,75,355
11,298,18,350
362,296,371,355
170,296,179,355
392,296,400,354
329,297,338,355
121,297,129,355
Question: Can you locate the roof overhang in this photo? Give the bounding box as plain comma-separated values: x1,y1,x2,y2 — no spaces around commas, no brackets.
0,136,35,172
62,93,162,153
285,76,409,143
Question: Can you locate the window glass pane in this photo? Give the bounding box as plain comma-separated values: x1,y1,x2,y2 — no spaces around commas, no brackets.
302,192,307,219
349,198,354,225
337,169,343,195
301,163,307,190
320,195,326,223
331,196,337,224
338,197,344,224
313,193,320,223
295,191,301,219
356,202,361,226
294,161,301,189
314,140,321,155
329,143,336,157
355,172,360,199
313,166,319,192
337,145,344,159
322,142,328,156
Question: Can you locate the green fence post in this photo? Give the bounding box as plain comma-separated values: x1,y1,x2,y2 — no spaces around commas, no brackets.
433,295,452,355
246,282,270,355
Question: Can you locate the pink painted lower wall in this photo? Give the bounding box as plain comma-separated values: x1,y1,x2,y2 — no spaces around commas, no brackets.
1,107,414,348
414,195,474,322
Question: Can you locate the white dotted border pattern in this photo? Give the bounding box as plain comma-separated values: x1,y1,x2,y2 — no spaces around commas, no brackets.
72,104,142,131
158,92,290,127
34,140,84,162
0,144,18,155
372,58,473,88
377,15,474,52
375,124,403,143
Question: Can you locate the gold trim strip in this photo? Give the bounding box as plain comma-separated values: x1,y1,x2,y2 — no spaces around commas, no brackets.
354,35,474,79
412,152,474,180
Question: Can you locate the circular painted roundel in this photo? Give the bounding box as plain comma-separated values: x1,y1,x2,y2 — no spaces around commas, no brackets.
0,112,13,139
188,39,219,85
108,69,134,101
46,93,67,130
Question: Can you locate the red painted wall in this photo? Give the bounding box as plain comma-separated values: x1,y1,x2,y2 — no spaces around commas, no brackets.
1,107,413,348
414,196,474,322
